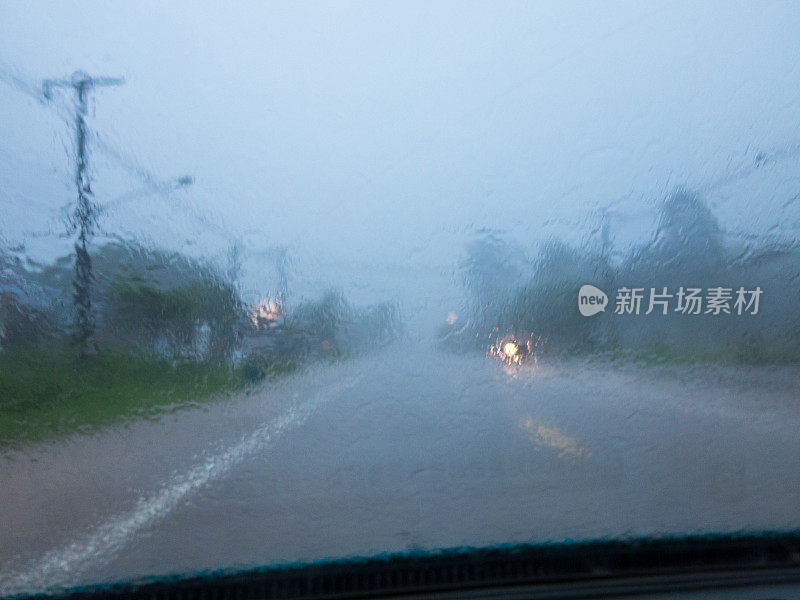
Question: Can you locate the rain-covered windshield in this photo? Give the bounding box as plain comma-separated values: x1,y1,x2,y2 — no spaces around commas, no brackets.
1,2,799,596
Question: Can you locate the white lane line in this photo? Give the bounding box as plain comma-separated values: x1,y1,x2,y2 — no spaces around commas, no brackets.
0,376,362,597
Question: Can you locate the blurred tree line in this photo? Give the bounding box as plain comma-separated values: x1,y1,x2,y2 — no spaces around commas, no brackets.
445,189,800,364
1,242,242,363
0,240,402,372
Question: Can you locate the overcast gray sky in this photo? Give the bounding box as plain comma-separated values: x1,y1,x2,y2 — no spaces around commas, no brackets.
2,1,799,313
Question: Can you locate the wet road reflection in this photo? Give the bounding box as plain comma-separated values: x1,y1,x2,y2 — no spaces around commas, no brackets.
519,417,591,462
1,343,799,595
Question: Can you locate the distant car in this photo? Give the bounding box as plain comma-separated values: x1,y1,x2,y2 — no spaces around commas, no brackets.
489,333,536,365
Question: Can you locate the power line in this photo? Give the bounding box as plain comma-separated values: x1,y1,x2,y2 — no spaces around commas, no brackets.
1,60,193,207
1,61,215,246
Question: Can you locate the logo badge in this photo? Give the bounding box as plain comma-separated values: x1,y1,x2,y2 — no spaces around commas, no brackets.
578,284,608,317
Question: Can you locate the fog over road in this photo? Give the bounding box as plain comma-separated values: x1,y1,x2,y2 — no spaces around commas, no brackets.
1,342,799,595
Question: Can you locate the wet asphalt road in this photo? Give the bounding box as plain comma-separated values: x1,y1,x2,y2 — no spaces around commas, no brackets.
1,342,799,595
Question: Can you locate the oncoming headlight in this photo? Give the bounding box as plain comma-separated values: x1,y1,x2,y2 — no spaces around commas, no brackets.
503,342,518,357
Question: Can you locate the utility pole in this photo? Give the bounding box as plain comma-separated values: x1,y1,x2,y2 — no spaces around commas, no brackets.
43,71,124,357
275,246,289,304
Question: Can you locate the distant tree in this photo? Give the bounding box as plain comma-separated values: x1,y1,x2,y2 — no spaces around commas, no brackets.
0,290,55,350
460,232,525,328
656,188,724,258
625,188,724,284
16,240,244,362
0,247,64,350
104,244,243,363
288,290,349,343
503,240,613,350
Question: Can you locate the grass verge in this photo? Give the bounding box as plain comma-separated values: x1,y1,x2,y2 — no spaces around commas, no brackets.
0,349,292,450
